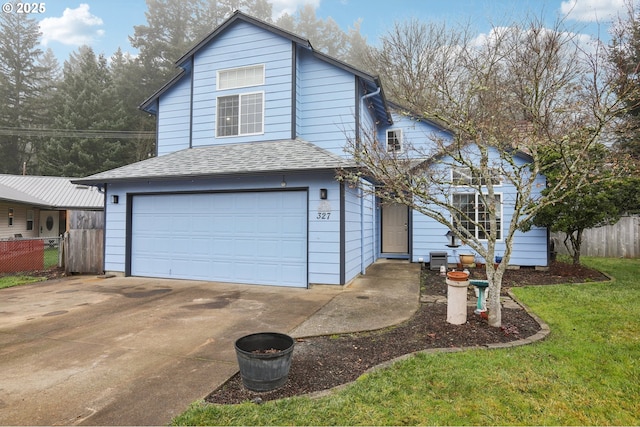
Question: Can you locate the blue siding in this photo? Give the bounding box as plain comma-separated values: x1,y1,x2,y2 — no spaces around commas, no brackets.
105,171,345,285
362,181,376,269
191,21,293,146
345,185,361,282
379,112,452,156
297,49,356,156
411,149,548,267
343,179,377,283
157,75,192,156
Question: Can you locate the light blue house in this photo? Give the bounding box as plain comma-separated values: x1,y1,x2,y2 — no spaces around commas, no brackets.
74,11,548,288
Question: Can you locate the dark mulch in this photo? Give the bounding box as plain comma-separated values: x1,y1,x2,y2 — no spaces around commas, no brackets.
205,261,609,405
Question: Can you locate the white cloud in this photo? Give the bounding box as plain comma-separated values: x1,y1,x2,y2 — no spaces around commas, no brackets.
560,0,627,22
39,4,105,46
269,0,321,18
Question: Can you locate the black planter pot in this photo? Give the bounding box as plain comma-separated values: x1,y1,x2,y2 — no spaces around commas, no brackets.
234,332,295,392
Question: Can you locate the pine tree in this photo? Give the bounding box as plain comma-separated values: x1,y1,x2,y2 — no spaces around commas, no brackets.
0,11,47,173
39,47,132,177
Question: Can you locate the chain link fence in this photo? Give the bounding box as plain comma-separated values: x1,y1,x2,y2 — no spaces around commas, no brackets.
0,237,62,275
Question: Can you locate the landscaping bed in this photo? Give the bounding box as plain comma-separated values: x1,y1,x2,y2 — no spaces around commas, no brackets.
205,261,608,405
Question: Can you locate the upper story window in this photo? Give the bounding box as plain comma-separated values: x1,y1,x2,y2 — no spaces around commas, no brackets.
217,92,264,137
452,167,501,186
386,129,402,152
217,65,264,90
216,65,265,138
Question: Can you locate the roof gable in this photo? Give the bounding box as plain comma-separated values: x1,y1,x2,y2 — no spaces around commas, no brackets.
139,10,392,124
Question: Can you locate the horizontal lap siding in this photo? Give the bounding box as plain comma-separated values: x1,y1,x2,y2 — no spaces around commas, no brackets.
297,49,355,156
344,185,361,282
379,112,450,155
411,151,548,267
343,180,377,283
362,181,376,268
308,178,341,284
157,77,191,156
105,172,343,285
191,21,293,146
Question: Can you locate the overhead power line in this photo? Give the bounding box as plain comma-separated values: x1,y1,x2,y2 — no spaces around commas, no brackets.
0,127,155,139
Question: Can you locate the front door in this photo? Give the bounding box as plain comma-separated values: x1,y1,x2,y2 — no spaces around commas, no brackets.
381,203,408,253
39,211,59,238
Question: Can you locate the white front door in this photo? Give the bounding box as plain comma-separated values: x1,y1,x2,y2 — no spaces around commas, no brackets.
381,203,409,253
39,211,59,238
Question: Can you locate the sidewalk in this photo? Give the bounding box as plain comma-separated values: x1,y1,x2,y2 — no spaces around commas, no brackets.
291,259,421,337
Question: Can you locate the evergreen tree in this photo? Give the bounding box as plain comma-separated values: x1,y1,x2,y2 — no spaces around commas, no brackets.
130,0,273,100
39,47,132,177
109,48,156,161
0,11,47,173
275,4,355,61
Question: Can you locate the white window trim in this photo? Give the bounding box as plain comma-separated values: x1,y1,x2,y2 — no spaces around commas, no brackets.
215,91,265,138
451,166,502,187
217,64,265,91
386,129,403,153
451,192,503,241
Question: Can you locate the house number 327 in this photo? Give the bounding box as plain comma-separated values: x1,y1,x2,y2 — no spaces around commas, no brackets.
316,212,331,220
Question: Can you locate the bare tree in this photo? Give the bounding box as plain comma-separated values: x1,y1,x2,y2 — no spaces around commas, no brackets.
343,16,630,327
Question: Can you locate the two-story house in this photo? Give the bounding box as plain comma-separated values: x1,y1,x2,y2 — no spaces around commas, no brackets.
74,11,548,288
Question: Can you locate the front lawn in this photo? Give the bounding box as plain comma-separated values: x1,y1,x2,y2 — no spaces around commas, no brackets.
173,257,640,426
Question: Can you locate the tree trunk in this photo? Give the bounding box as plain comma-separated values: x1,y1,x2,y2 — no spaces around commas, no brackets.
485,262,504,328
568,229,583,265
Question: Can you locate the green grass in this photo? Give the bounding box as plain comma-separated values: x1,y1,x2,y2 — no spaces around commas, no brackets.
0,275,46,289
172,257,640,426
44,247,59,268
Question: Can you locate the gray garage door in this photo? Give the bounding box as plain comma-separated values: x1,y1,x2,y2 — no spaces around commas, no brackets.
131,191,307,287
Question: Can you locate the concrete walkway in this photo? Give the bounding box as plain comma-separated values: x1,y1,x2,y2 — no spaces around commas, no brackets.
0,260,420,426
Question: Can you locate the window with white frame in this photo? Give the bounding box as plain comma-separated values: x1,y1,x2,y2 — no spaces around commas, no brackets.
452,166,501,186
216,65,265,138
217,65,264,90
386,129,402,152
452,193,502,240
216,92,264,137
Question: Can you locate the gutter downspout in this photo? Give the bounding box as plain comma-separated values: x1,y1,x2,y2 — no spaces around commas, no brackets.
359,86,381,275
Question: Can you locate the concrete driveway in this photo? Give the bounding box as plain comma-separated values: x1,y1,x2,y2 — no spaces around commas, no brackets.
0,275,343,425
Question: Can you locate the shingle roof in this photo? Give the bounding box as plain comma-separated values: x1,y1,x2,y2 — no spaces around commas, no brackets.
72,139,355,185
0,174,104,209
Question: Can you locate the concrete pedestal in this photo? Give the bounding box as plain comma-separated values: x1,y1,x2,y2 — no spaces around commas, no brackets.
446,279,469,325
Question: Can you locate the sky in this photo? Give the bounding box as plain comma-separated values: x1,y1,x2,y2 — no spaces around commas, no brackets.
14,0,631,62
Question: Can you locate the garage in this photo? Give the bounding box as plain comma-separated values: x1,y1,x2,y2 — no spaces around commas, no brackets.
130,190,308,287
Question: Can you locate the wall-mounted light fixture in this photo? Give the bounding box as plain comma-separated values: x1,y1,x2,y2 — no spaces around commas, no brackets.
111,195,119,204
280,176,287,188
320,188,328,200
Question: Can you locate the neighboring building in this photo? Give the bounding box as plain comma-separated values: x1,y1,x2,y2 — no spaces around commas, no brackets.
73,11,548,288
0,174,104,240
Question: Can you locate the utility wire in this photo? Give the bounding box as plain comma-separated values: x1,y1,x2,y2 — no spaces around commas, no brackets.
0,127,155,139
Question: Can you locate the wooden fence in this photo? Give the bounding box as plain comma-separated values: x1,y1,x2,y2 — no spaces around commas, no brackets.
552,215,640,258
63,210,105,274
